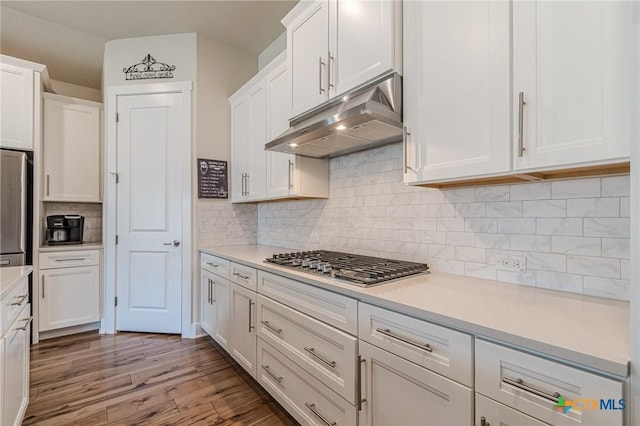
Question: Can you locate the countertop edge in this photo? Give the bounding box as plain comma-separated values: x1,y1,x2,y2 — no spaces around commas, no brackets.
1,265,33,299
39,243,104,252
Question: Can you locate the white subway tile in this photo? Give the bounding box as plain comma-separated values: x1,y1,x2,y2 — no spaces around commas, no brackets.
523,200,566,217
436,259,465,275
536,218,582,236
497,218,536,234
455,246,486,263
465,218,497,233
445,188,476,203
465,263,497,280
455,202,486,217
429,245,455,260
420,190,446,204
567,198,619,217
567,255,620,278
437,218,465,232
475,186,510,202
535,271,583,294
583,277,629,300
510,235,551,252
446,232,476,247
486,202,523,218
601,175,630,197
583,218,630,238
551,236,601,255
418,230,448,245
601,238,630,259
551,178,601,199
475,234,510,249
526,252,566,272
621,259,630,280
510,182,550,201
497,270,537,286
428,204,455,218
620,197,630,217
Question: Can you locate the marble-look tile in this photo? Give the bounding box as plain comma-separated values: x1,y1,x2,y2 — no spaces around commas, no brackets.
601,175,630,197
510,235,551,252
464,262,497,280
510,182,550,201
567,255,620,278
535,271,583,294
475,233,510,249
437,218,465,232
583,277,629,300
551,236,601,256
583,218,630,238
445,232,476,247
454,202,486,217
621,259,630,280
523,200,566,217
465,218,497,233
620,197,630,217
526,252,566,272
444,188,476,203
497,218,536,234
497,270,537,286
601,238,630,259
536,218,582,236
486,202,523,218
551,178,601,199
428,245,455,260
475,186,510,202
566,198,619,217
437,259,465,275
454,246,486,263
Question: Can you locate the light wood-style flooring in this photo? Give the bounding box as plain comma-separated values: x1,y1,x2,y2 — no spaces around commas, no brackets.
24,331,298,425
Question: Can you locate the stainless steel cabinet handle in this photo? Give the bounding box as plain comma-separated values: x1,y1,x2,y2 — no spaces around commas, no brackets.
305,403,336,426
260,320,282,334
246,173,250,195
288,160,294,190
376,328,433,352
248,300,254,333
10,294,28,306
55,258,86,262
328,51,334,89
480,416,490,426
403,126,412,173
16,316,33,331
518,91,526,157
206,262,219,268
319,57,326,94
42,275,45,299
261,365,283,383
502,376,560,403
211,279,215,303
357,356,366,411
233,271,250,280
46,174,50,196
207,278,211,304
304,347,336,368
163,240,180,247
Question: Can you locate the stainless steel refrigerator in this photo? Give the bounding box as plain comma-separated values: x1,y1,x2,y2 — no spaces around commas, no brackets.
0,149,28,266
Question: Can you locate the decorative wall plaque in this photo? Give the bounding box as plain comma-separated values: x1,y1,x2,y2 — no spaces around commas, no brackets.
123,54,176,80
198,159,228,199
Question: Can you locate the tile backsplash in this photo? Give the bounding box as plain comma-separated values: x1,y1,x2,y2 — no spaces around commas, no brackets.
198,200,258,248
43,202,103,243
258,143,630,300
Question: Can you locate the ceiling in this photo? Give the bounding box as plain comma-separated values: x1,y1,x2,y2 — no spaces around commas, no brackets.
0,0,297,89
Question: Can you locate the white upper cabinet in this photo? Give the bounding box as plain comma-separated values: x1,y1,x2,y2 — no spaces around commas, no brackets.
512,0,633,171
284,0,401,118
403,0,511,184
231,97,250,202
43,94,102,202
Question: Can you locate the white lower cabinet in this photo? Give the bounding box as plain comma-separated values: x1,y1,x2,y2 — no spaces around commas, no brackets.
1,301,31,426
476,394,550,426
257,338,357,426
200,269,216,337
212,275,231,351
359,340,473,426
230,282,257,378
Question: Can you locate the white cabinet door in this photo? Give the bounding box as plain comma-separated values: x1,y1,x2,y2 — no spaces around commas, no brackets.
231,97,250,202
330,0,396,97
403,0,511,184
513,1,633,171
213,276,231,351
201,269,216,337
43,96,102,202
359,340,473,426
247,83,267,201
39,265,100,331
476,394,550,426
2,303,30,426
0,63,34,151
287,0,330,117
230,282,257,378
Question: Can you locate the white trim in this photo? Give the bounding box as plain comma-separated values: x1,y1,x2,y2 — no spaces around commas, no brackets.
103,81,193,337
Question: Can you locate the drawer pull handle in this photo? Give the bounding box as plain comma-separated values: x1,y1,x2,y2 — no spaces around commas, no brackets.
233,271,250,280
260,320,282,334
248,300,254,333
305,402,336,426
206,262,219,268
304,347,336,368
55,258,87,262
16,316,33,331
10,294,28,306
375,328,433,352
261,365,283,383
502,376,560,403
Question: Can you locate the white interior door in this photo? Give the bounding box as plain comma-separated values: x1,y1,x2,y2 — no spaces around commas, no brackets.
115,92,183,333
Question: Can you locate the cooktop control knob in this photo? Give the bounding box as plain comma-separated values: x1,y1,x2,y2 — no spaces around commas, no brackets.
292,258,302,266
321,263,332,273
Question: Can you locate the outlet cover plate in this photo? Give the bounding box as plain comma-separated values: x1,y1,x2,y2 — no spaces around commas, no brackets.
496,255,526,272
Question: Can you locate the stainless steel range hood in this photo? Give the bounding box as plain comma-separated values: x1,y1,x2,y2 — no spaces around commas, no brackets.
265,73,402,158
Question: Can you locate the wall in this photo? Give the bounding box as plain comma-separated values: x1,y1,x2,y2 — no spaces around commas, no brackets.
50,79,102,103
259,143,631,301
258,32,286,70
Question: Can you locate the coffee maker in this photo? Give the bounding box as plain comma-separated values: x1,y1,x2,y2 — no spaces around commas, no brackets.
46,215,84,245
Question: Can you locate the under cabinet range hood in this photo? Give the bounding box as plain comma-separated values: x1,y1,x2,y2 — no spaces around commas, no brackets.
266,73,402,158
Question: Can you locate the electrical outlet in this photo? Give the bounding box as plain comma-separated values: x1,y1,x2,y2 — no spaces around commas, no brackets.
496,255,526,272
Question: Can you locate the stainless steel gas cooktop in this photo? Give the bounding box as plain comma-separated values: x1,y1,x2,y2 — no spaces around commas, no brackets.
265,250,429,286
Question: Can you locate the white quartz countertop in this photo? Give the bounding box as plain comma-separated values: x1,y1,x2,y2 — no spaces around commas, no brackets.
39,242,103,252
201,244,629,377
0,265,33,299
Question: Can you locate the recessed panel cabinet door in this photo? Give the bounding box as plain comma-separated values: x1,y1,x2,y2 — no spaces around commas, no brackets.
403,0,511,184
230,282,257,378
513,1,633,170
247,83,267,201
200,269,216,337
231,97,249,202
213,276,231,351
0,63,34,151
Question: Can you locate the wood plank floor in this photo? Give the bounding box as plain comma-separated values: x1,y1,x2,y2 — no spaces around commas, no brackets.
24,331,299,426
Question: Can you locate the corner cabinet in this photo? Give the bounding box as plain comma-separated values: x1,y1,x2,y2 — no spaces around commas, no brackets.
230,52,328,204
404,0,634,187
283,0,402,118
43,93,103,202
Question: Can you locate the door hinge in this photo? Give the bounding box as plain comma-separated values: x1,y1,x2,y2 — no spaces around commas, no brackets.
115,112,119,123
115,235,119,245
114,297,118,307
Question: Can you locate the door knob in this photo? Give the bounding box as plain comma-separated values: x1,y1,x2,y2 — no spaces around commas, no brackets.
163,240,180,247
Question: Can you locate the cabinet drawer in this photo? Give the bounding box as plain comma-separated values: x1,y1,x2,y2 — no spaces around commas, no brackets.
257,338,357,426
258,271,358,334
476,339,624,426
200,252,230,278
359,302,473,386
230,262,257,291
257,294,358,403
476,393,550,426
1,275,29,336
39,249,99,269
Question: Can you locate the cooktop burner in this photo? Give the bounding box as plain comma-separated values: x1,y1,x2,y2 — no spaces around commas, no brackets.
264,250,429,286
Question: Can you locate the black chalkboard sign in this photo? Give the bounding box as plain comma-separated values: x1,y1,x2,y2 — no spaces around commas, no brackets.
198,158,228,199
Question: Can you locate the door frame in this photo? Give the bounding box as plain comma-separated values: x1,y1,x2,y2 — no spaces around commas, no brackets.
103,81,193,337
